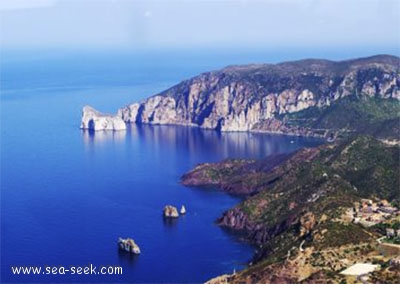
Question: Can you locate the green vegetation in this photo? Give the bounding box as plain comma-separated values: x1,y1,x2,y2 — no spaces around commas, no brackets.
373,221,400,244
281,96,400,139
330,135,400,200
204,136,398,282
313,222,372,250
184,134,400,283
237,136,399,229
383,237,400,245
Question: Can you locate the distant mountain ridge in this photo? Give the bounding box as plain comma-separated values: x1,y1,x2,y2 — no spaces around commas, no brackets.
118,55,400,138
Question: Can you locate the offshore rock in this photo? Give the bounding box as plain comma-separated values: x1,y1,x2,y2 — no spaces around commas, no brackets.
80,106,126,131
163,205,179,218
118,237,141,254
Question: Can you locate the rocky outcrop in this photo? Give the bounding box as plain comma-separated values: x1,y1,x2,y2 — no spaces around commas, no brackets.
118,237,141,254
181,149,318,195
218,207,298,245
80,106,126,131
299,212,316,237
118,55,400,134
181,159,258,195
205,274,233,284
163,205,179,218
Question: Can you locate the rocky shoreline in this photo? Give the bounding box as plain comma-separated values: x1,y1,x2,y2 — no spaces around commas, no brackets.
181,147,321,246
82,55,399,139
181,148,318,196
182,136,400,282
118,55,399,134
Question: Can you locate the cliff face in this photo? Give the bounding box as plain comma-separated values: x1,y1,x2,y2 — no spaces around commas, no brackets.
81,106,126,131
119,55,400,135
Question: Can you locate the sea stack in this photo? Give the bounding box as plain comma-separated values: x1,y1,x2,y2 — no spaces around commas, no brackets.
163,205,179,218
180,205,186,215
118,237,141,254
80,105,126,131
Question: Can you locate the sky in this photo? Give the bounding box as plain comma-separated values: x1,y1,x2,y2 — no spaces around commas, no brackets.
0,0,399,53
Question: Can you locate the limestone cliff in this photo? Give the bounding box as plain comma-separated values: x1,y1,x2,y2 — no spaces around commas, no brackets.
119,55,400,135
80,106,126,131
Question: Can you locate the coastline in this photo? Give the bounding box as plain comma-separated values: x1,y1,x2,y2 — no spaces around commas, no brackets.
124,120,331,140
181,135,400,283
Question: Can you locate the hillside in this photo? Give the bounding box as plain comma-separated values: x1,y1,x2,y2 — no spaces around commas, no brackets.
118,55,400,139
278,96,400,139
182,136,400,282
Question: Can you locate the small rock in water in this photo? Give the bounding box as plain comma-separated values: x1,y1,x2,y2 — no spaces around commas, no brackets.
118,237,141,254
163,205,179,218
180,205,186,214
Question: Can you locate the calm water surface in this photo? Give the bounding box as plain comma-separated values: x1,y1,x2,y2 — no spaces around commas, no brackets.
1,52,322,283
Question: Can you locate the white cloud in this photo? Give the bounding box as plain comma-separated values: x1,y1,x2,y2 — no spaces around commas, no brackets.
0,0,57,11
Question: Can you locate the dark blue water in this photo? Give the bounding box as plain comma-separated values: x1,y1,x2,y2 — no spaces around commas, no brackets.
1,51,322,283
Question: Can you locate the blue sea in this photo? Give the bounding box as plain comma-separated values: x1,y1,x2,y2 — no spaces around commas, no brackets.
1,50,322,283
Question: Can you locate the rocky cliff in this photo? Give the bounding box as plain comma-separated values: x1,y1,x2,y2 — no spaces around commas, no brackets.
191,136,399,243
183,136,400,282
81,106,126,131
119,55,399,136
181,153,290,195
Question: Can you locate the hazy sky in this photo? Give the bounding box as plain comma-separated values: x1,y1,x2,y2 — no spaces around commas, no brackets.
0,0,399,52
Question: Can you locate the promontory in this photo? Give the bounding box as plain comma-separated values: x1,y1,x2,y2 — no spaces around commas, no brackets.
118,54,399,139
81,55,399,137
